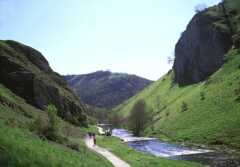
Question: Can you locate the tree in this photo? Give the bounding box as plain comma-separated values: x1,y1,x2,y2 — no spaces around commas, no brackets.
31,104,63,142
46,104,59,133
128,100,149,136
220,0,234,35
45,104,62,141
109,113,122,127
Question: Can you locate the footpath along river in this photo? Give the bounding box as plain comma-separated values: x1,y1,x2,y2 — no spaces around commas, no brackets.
112,129,240,167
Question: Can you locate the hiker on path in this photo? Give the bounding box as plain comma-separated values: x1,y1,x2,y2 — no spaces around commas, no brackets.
88,132,92,138
93,133,96,146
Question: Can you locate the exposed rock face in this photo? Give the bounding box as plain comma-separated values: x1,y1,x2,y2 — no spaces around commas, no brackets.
0,40,87,126
64,71,152,108
173,9,232,86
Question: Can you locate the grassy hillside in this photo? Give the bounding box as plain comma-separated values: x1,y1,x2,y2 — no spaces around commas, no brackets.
114,48,240,149
0,82,204,167
0,84,113,167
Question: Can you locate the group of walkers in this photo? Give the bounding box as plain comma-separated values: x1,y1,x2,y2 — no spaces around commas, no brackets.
88,132,96,146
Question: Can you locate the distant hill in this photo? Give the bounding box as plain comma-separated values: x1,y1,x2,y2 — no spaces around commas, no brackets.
64,71,152,108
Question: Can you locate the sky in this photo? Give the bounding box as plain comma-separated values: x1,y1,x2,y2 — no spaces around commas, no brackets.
0,0,221,80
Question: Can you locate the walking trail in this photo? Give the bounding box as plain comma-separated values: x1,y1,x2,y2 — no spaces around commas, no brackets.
85,137,131,167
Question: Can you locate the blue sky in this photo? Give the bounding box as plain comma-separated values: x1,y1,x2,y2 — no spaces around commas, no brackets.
0,0,221,80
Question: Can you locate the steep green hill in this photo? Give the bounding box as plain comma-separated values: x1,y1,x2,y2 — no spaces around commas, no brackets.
114,0,240,149
0,84,113,167
65,71,152,108
115,48,240,149
0,40,87,126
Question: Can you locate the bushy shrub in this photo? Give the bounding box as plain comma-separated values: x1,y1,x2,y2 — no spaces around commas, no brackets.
200,92,206,100
204,77,212,86
44,105,66,143
181,102,188,112
30,116,48,139
46,105,59,134
232,33,240,48
66,142,80,151
166,111,170,117
31,104,65,143
128,100,149,136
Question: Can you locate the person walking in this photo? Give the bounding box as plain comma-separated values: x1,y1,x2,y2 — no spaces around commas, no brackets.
93,133,96,146
88,132,92,138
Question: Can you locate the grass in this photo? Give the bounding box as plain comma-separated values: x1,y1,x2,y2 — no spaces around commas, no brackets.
0,85,113,167
114,49,240,149
97,136,203,167
0,82,203,167
0,84,18,102
0,121,113,167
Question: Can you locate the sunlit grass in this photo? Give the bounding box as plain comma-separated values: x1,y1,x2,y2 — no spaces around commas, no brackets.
97,136,203,167
114,49,240,149
0,85,113,167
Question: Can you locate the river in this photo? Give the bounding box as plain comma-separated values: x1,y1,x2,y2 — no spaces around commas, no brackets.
112,129,240,167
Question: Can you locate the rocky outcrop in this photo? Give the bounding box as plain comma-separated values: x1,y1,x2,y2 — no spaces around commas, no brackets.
65,71,152,108
173,7,233,86
0,40,87,126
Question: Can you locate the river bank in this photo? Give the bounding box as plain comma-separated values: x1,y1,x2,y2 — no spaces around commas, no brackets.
111,129,240,167
97,136,202,167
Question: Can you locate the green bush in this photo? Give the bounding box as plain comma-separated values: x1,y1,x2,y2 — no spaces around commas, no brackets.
66,142,80,151
45,105,66,143
46,105,59,134
31,105,66,143
200,92,206,100
166,111,170,116
181,102,188,112
30,116,48,139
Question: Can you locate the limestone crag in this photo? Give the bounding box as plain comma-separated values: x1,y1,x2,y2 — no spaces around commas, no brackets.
0,40,87,126
174,7,232,86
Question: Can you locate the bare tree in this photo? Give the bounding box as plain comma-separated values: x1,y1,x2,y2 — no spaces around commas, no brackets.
128,100,149,136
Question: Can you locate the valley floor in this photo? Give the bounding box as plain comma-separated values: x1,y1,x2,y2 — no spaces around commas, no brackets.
97,136,203,167
0,84,204,167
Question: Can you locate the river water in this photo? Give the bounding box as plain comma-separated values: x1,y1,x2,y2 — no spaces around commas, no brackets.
112,129,240,167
